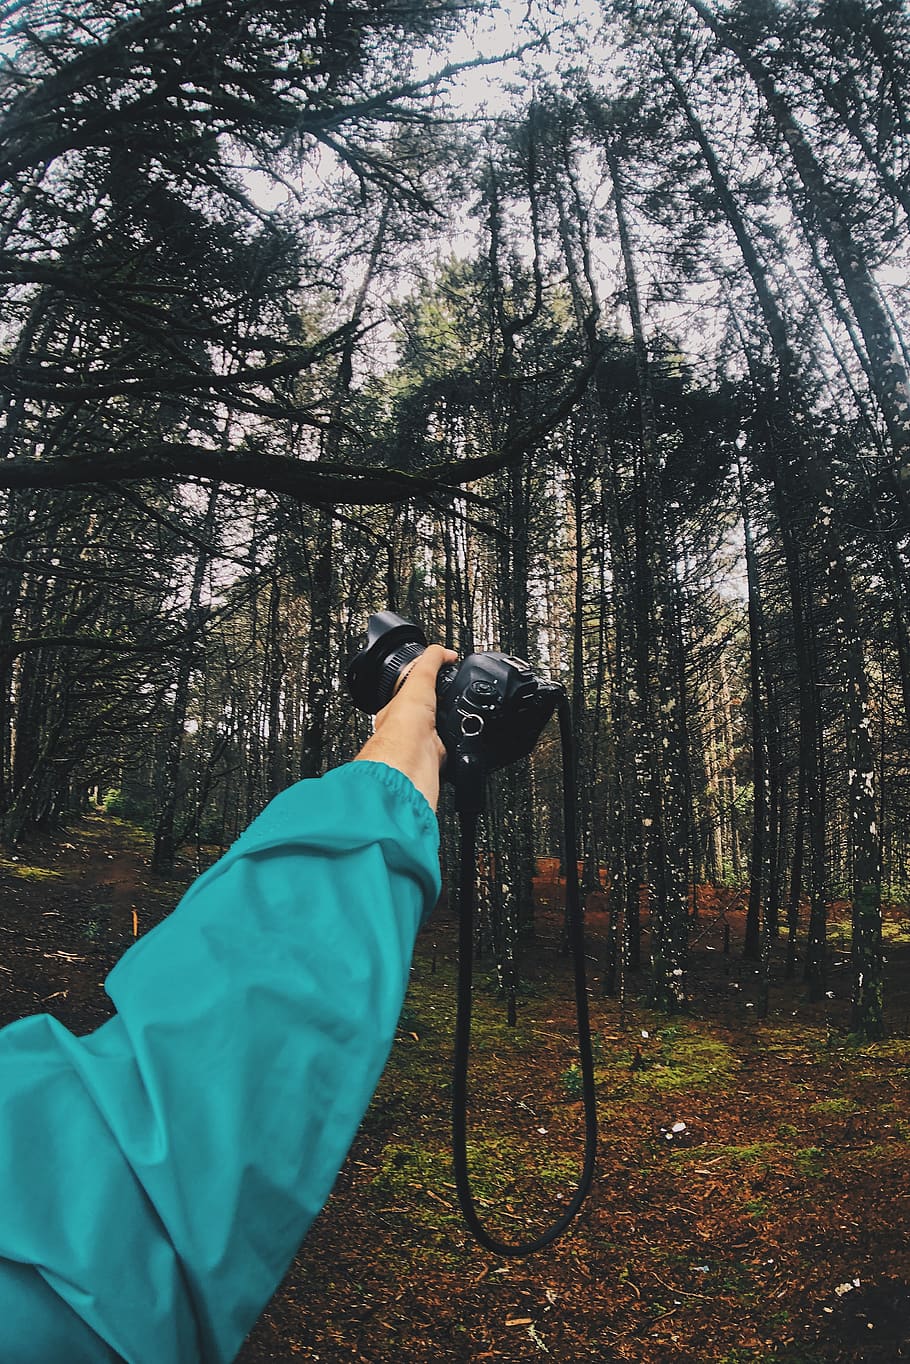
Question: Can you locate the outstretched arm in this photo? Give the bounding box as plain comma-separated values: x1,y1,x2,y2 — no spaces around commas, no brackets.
0,646,454,1363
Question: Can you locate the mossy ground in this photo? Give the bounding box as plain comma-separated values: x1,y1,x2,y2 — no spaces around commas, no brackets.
0,856,64,882
243,884,910,1363
2,820,909,1361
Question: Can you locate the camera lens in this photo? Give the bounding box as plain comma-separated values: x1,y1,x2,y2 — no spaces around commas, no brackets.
346,611,429,713
375,638,425,708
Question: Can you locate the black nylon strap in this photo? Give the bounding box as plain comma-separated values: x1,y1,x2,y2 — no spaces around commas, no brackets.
450,691,597,1255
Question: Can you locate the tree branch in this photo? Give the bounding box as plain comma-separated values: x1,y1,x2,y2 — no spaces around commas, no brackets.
0,349,601,504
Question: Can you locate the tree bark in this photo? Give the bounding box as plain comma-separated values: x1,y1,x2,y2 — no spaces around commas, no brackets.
602,135,688,1009
152,483,220,872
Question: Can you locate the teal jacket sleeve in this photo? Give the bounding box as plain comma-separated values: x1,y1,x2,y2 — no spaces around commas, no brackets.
0,761,440,1364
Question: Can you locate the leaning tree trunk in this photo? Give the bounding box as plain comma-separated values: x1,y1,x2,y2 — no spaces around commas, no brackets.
688,0,910,512
666,58,837,1002
485,154,542,939
603,137,688,1009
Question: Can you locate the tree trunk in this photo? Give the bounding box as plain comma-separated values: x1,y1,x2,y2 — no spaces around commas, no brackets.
152,483,219,872
602,137,688,1008
738,460,769,964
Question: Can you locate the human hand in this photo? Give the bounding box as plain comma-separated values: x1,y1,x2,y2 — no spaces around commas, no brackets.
353,644,458,811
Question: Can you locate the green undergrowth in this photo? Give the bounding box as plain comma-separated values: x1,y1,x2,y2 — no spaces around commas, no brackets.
386,971,746,1121
368,1143,459,1232
674,1140,780,1174
850,1035,910,1059
393,970,537,1057
374,976,542,1123
599,1020,739,1094
0,856,63,882
370,1135,581,1232
668,1133,890,1184
809,1095,857,1116
759,1022,910,1066
73,810,152,850
793,1145,828,1178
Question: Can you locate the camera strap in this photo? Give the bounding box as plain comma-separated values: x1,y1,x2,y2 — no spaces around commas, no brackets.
450,691,597,1255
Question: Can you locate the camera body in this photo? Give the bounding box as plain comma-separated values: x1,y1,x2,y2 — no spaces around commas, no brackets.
346,612,561,796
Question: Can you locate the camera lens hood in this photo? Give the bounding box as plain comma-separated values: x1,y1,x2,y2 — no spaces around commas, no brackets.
346,611,428,713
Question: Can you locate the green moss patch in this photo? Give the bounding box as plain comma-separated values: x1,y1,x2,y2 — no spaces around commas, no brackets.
0,857,63,882
612,1023,738,1093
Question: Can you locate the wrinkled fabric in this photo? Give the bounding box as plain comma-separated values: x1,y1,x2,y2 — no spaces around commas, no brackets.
0,761,440,1363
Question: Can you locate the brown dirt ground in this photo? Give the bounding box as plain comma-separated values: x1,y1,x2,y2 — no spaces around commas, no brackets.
1,813,909,1364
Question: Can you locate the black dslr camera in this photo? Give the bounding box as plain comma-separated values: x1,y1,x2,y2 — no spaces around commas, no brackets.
346,611,563,810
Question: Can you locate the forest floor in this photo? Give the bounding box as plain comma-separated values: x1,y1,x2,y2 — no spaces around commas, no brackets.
1,813,910,1364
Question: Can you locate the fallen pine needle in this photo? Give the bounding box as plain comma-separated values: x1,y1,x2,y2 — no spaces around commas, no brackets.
649,1270,713,1300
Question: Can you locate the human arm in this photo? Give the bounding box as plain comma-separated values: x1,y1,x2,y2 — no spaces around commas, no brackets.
0,651,453,1362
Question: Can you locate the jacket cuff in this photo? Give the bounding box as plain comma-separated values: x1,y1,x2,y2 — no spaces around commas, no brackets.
229,760,442,918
